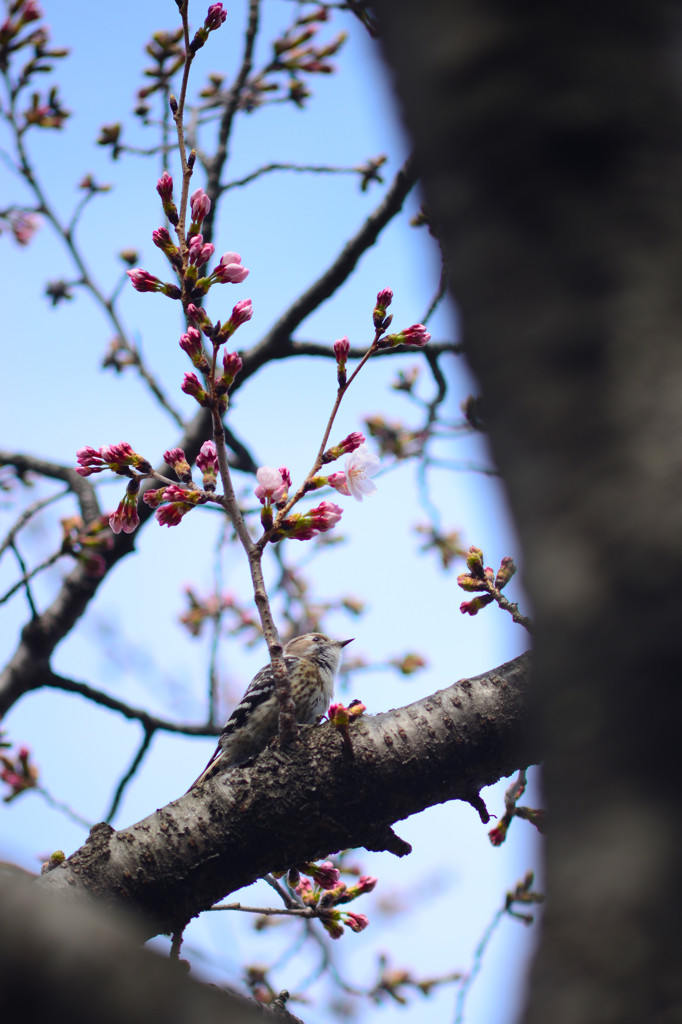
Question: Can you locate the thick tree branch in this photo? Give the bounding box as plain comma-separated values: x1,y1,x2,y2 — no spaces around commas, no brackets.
0,871,301,1024
38,653,535,939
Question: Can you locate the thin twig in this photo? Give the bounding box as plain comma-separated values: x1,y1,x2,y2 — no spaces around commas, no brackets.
104,726,156,823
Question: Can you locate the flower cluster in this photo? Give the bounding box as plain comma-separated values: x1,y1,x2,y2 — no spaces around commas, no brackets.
458,547,517,616
74,441,223,534
1,743,38,802
75,442,151,477
292,860,376,940
127,167,252,396
143,482,208,527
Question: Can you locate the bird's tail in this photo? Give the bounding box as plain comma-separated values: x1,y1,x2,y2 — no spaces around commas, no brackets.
186,743,222,793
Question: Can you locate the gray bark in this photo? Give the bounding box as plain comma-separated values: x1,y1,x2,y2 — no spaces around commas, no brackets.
372,2,682,1022
37,654,534,939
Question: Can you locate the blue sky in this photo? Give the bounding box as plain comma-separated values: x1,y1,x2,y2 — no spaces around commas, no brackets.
0,3,540,1023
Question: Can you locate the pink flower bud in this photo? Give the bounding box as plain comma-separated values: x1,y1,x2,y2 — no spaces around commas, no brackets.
75,446,106,476
181,372,210,406
344,912,369,933
126,268,162,293
156,503,187,527
381,323,431,348
204,2,227,30
212,251,249,284
355,875,378,894
311,861,341,890
196,440,219,491
327,471,351,497
373,287,393,329
333,336,350,363
227,297,253,331
254,466,288,504
142,487,166,509
163,448,192,482
109,497,140,535
309,501,343,531
156,171,174,202
152,227,173,250
188,234,215,267
179,327,209,370
190,187,211,224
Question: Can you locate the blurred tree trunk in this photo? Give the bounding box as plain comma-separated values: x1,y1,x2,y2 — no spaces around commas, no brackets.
372,2,682,1022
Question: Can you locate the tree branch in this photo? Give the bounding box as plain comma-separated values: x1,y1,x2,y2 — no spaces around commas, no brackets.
38,653,535,939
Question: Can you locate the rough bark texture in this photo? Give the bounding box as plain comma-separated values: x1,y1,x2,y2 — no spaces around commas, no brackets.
37,654,534,939
0,870,302,1024
372,2,682,1023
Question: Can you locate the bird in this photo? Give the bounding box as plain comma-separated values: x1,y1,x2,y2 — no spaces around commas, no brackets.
188,633,353,790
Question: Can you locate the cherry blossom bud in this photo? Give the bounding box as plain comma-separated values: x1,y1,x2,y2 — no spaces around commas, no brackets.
190,187,211,225
457,572,487,593
196,440,219,491
296,878,317,906
333,336,350,363
309,861,341,890
142,487,166,509
218,298,253,341
185,303,213,332
109,482,140,535
326,471,350,497
179,327,209,371
156,503,189,527
188,233,215,267
495,556,517,590
254,466,288,505
373,287,393,329
277,501,343,541
278,466,292,490
181,372,210,406
380,323,431,348
152,227,182,269
156,171,179,226
460,595,494,616
353,875,377,895
321,914,344,939
126,268,162,292
465,546,485,576
322,431,366,464
75,446,106,476
156,171,174,202
488,819,510,846
204,2,227,31
163,448,192,482
344,912,369,933
211,251,249,284
218,350,243,391
153,484,206,528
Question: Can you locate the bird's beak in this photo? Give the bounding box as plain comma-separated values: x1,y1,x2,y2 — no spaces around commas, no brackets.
340,638,354,647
